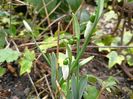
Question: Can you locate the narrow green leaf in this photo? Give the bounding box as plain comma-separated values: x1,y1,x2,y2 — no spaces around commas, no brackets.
66,0,83,12
71,75,78,99
0,30,6,48
79,56,94,67
65,44,73,64
97,0,104,20
49,52,57,90
72,13,80,40
79,77,88,99
0,67,6,76
103,76,117,90
84,21,93,38
71,0,104,71
26,0,57,15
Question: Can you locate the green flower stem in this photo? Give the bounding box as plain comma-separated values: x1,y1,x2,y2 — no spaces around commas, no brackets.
70,0,104,72
30,31,51,65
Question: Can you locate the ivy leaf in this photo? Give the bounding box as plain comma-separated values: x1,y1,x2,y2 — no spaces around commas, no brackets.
103,76,117,88
39,36,57,53
83,86,99,99
111,37,121,46
19,48,35,75
123,31,132,45
96,42,110,52
126,55,133,66
104,10,117,21
0,48,20,63
106,51,124,68
0,67,6,76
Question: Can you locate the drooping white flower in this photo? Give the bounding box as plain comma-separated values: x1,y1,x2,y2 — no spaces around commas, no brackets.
84,21,93,38
23,20,32,32
62,65,69,80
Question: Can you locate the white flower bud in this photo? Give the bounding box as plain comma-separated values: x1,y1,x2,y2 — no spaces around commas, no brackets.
84,21,93,38
62,65,69,80
23,20,32,32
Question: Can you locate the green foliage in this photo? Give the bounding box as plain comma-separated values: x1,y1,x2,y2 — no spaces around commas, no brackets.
83,86,99,99
41,1,105,98
107,51,124,68
77,9,90,24
87,75,99,84
79,56,94,67
0,48,20,63
26,0,57,15
104,10,117,21
0,30,6,48
72,13,80,40
123,31,132,45
0,67,6,76
39,36,57,53
19,48,35,75
46,53,58,90
39,33,71,53
0,11,10,17
94,30,133,68
102,76,117,89
66,0,83,12
84,75,117,99
71,75,88,99
126,55,133,66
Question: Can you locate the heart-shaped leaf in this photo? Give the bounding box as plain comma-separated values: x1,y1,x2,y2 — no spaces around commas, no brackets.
107,51,124,68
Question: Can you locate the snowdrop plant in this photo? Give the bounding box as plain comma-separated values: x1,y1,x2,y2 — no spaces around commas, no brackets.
23,0,104,98
44,0,105,99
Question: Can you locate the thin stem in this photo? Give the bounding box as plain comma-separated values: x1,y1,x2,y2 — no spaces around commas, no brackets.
42,0,53,36
30,31,51,66
55,22,60,98
27,73,40,99
70,0,104,71
38,1,61,27
56,22,60,81
44,74,55,99
96,87,104,99
56,80,66,99
64,1,84,32
71,17,98,71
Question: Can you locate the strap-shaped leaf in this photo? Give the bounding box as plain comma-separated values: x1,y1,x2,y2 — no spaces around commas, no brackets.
72,13,80,40
71,0,104,71
79,56,94,67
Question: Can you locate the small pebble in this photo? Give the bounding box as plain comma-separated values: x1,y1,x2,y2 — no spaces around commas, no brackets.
131,85,133,89
24,87,30,96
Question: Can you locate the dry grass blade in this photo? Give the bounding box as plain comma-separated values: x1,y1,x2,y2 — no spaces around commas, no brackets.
44,74,55,99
